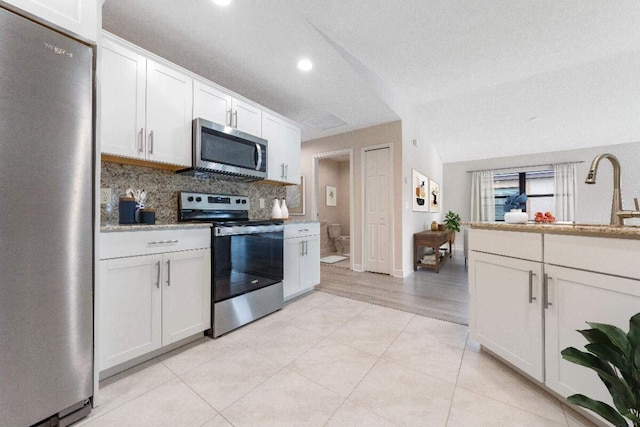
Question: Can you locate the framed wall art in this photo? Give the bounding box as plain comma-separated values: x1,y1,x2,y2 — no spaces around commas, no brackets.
326,185,337,206
412,169,429,212
286,175,305,215
429,179,440,212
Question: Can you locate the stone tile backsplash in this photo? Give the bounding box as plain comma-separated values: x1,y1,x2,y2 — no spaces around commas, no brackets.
100,161,286,225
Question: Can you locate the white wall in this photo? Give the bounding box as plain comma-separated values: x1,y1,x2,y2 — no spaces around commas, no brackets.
443,141,640,225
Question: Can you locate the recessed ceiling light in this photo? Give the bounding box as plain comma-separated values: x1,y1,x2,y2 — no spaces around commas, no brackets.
212,0,231,6
297,58,313,72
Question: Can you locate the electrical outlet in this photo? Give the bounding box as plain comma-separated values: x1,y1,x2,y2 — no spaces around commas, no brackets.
259,198,265,208
100,188,112,205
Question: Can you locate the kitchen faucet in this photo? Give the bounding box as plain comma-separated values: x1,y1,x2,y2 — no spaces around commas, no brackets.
585,153,640,225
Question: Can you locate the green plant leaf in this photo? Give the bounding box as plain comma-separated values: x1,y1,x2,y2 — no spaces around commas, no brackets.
567,394,629,426
588,322,632,355
561,347,616,377
628,313,640,348
586,343,629,374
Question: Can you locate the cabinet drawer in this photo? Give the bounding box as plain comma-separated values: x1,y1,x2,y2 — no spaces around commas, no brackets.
544,234,640,279
285,222,320,239
469,229,542,262
100,229,211,259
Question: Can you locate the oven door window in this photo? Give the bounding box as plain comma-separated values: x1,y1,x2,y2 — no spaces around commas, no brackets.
213,230,283,302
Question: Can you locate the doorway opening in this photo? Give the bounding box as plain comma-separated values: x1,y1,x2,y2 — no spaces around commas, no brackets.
311,149,354,271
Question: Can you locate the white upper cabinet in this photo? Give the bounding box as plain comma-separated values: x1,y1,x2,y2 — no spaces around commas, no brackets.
193,80,232,126
99,39,146,160
231,98,261,136
262,112,301,185
4,0,98,42
145,59,193,166
99,35,192,167
193,80,261,137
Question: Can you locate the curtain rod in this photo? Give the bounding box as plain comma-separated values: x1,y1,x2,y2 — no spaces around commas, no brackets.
465,161,585,174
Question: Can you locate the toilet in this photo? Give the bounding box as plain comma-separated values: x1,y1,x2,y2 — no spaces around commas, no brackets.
327,224,350,256
335,236,350,256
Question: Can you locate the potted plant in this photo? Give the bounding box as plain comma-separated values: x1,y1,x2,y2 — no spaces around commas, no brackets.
443,211,461,244
561,312,640,427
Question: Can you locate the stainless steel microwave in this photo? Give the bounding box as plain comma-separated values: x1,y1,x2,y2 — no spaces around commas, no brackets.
178,118,267,181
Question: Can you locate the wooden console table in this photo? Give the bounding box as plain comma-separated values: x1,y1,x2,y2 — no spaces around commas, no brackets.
413,230,453,273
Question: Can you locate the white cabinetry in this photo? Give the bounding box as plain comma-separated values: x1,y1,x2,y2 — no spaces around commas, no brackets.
284,223,320,300
468,232,544,381
470,228,640,421
99,36,192,167
262,112,301,185
98,228,211,372
3,0,98,42
193,80,261,137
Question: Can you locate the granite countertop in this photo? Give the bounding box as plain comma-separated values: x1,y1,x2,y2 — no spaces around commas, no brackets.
101,223,212,232
470,222,640,240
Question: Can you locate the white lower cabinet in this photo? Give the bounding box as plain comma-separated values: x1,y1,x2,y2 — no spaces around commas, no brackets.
283,223,320,300
99,254,162,370
99,229,211,372
469,251,544,381
544,264,640,402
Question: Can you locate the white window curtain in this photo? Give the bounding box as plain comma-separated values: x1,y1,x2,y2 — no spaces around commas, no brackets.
470,171,495,222
554,162,578,222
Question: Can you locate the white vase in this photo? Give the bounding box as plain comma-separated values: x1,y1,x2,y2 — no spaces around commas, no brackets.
280,198,289,219
504,209,528,224
271,198,282,219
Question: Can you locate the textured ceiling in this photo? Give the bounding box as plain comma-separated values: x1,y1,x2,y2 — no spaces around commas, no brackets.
102,0,640,162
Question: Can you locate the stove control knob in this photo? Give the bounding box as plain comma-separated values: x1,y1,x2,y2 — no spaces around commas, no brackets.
196,197,202,202
236,199,241,204
241,200,247,204
187,196,194,202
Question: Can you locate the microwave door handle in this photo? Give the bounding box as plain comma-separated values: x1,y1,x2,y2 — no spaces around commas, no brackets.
255,143,262,170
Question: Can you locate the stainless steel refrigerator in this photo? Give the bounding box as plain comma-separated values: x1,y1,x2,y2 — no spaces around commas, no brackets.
0,6,94,427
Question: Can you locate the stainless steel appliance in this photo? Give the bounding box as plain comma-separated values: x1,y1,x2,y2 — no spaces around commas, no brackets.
0,6,94,426
178,192,283,337
178,118,268,181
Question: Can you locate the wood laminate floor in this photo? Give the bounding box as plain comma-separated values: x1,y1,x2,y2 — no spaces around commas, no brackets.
316,252,469,325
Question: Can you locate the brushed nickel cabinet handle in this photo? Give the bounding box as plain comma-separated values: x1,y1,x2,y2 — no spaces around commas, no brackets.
227,109,232,126
281,163,285,178
285,164,288,179
155,261,161,289
148,130,154,154
300,241,304,256
138,128,144,152
233,110,238,128
148,240,179,245
528,271,537,303
543,274,553,309
166,259,171,286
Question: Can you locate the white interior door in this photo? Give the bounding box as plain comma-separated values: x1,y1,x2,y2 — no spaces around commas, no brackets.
364,147,391,274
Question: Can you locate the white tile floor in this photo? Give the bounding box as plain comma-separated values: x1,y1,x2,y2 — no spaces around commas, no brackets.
78,292,596,427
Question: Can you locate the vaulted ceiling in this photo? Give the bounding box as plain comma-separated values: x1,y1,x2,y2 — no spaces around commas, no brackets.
102,1,640,162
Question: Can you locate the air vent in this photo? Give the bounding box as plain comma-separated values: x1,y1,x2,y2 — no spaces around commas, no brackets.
304,113,347,131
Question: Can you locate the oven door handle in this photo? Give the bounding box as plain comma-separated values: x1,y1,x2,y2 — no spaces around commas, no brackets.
215,224,284,236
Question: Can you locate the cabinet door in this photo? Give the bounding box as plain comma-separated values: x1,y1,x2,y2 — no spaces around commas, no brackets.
469,251,544,381
99,255,162,371
99,40,146,159
282,123,301,185
300,236,320,291
262,112,286,182
162,249,211,345
283,238,303,299
193,80,232,126
146,59,193,167
232,98,262,137
544,265,640,402
4,0,97,42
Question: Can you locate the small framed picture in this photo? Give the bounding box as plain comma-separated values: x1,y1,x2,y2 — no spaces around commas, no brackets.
326,185,337,206
429,179,440,212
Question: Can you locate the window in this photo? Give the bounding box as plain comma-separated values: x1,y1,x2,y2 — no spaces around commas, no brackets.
494,170,554,221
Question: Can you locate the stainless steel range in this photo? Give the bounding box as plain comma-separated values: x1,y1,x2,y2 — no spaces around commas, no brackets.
178,192,284,337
